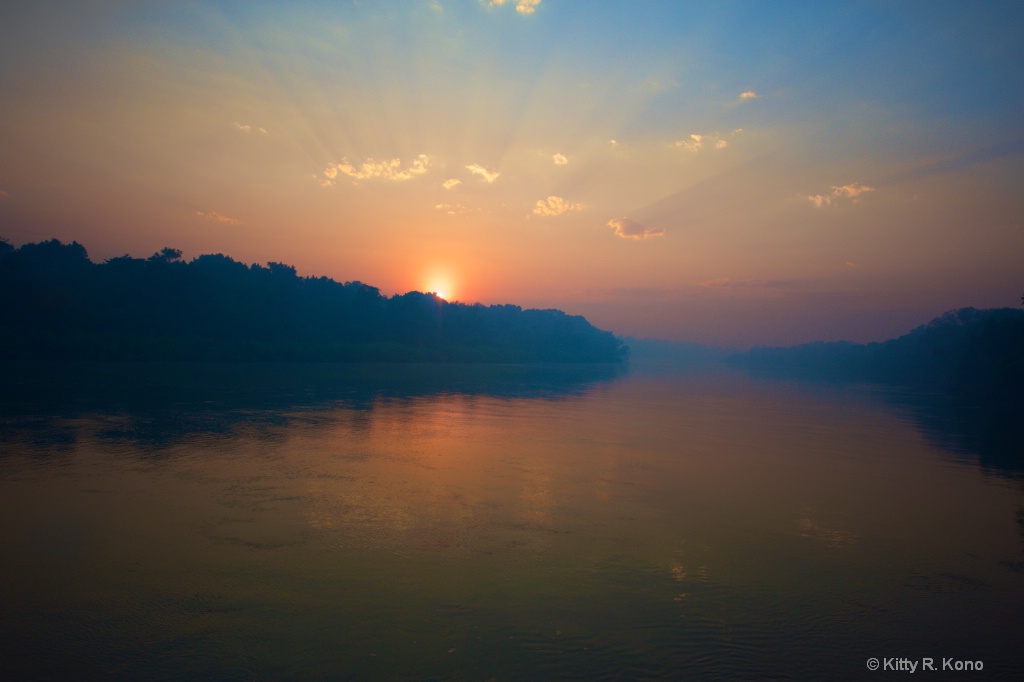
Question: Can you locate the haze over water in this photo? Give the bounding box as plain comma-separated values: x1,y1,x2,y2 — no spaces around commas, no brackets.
2,363,1021,680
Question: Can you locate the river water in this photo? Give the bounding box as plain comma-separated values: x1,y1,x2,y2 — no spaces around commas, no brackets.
1,362,1021,680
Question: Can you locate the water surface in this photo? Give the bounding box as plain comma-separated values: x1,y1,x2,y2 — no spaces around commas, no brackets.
1,363,1021,680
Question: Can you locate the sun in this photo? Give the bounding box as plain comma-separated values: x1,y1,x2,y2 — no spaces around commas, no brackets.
424,267,457,301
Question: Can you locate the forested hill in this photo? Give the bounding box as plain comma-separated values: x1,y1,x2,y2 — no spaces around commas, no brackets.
728,307,1024,398
0,239,627,363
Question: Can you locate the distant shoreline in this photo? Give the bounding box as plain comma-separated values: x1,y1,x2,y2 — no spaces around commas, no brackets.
727,307,1024,399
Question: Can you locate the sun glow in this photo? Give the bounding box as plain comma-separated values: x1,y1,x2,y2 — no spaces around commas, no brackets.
424,267,457,302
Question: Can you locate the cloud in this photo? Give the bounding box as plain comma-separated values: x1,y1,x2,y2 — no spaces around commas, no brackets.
808,182,875,208
430,1,443,11
676,134,704,152
232,122,267,135
196,210,240,225
466,163,500,183
831,182,874,199
552,153,568,166
0,190,10,200
323,155,431,185
675,130,737,152
607,217,664,240
533,196,582,217
489,0,541,14
435,203,469,215
739,91,759,100
609,139,619,147
442,178,462,190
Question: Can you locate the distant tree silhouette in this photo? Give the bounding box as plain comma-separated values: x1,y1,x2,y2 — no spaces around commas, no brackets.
148,247,183,263
729,307,1024,398
0,238,628,363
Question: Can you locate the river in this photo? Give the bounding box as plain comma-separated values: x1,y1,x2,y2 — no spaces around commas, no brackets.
1,362,1021,680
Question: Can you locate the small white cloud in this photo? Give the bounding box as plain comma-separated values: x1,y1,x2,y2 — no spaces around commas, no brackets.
490,0,541,14
552,153,568,166
676,130,735,153
808,182,875,208
533,196,582,217
435,203,468,215
196,210,240,225
609,139,619,147
607,217,664,240
324,155,431,184
466,163,500,183
739,91,759,100
232,122,267,135
442,178,462,190
831,182,874,199
430,1,443,12
676,134,704,152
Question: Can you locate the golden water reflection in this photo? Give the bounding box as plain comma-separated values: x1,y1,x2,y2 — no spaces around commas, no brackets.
1,369,1023,679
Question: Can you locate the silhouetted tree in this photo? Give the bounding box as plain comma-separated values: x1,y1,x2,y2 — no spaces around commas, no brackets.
267,262,297,278
729,307,1024,398
0,238,628,363
148,247,183,263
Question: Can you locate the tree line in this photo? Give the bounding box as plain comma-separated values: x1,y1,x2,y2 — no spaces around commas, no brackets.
728,306,1024,398
0,239,628,363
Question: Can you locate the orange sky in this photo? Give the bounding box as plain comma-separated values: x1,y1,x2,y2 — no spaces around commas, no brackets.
2,1,1023,346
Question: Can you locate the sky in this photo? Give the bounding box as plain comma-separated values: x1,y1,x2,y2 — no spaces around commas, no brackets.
2,0,1023,347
